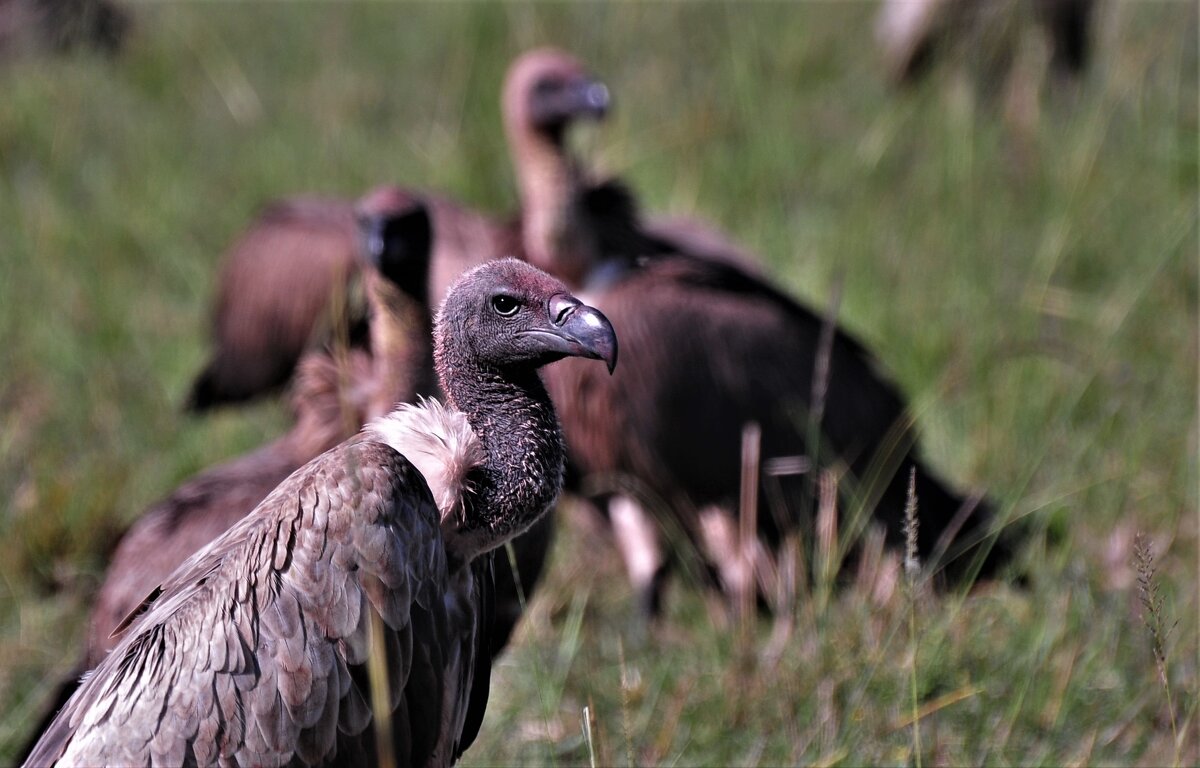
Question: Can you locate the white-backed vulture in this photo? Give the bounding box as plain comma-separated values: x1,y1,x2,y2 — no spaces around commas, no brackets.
503,47,759,285
508,51,1017,613
22,258,618,767
93,190,433,669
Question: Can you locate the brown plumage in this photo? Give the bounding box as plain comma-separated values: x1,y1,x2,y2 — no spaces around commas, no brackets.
22,258,617,767
185,189,512,411
548,251,1012,612
93,191,432,668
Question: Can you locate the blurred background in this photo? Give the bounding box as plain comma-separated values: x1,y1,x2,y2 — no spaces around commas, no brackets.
0,1,1195,764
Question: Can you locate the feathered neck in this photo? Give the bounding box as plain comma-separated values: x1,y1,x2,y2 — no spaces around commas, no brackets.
366,358,564,567
437,353,565,565
365,273,437,418
508,124,595,288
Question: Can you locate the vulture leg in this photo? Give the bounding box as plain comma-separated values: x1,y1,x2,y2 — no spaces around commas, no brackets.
607,494,668,618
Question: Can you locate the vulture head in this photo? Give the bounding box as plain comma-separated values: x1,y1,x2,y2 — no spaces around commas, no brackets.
356,185,434,305
503,47,610,146
353,186,439,414
436,258,617,380
431,258,616,558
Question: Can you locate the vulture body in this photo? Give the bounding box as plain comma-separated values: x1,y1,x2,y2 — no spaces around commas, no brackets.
0,0,129,59
876,0,1094,85
506,50,1013,611
23,258,617,767
548,252,1009,610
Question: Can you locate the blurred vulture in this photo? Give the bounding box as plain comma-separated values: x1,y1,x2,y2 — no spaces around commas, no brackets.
508,51,1015,612
186,47,749,414
23,258,618,767
876,0,1095,85
0,0,129,59
184,191,510,411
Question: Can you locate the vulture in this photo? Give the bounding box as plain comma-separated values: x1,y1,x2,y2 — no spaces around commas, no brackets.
876,0,1095,85
0,0,129,59
22,258,618,767
506,52,1017,613
503,47,759,285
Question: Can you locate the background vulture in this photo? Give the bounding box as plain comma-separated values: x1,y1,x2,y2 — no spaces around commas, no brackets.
186,46,746,414
514,51,1017,613
184,190,510,412
22,258,618,767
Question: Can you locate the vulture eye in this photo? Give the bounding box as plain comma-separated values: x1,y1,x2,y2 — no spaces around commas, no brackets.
491,295,520,317
532,77,559,96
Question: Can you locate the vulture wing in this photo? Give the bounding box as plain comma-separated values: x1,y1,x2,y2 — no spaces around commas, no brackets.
25,439,473,767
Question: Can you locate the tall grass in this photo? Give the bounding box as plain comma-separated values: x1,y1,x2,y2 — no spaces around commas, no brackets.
1,2,1196,764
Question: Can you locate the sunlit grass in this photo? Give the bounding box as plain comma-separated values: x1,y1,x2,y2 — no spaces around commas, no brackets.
1,2,1196,764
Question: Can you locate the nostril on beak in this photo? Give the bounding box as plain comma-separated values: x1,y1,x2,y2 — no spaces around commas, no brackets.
585,82,609,111
550,294,580,326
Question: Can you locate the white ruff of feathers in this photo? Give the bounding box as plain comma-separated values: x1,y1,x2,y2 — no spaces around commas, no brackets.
366,398,485,526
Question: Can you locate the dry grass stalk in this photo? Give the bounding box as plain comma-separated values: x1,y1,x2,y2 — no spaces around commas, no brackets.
812,469,840,619
904,466,923,768
1133,532,1180,765
738,421,762,640
367,610,397,768
581,703,597,768
617,639,636,768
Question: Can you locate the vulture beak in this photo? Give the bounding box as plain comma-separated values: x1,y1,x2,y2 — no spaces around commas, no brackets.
569,77,611,120
530,294,618,374
532,76,611,127
357,213,387,267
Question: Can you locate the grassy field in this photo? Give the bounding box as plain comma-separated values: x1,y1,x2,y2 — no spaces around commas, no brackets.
0,2,1196,765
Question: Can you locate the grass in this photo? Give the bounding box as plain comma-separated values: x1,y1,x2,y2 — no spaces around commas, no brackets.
0,2,1196,765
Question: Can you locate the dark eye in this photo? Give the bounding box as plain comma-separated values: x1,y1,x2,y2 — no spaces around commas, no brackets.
491,295,519,317
533,77,559,96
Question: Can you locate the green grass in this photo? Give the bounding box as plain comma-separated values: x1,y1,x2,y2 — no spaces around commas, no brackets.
1,2,1196,765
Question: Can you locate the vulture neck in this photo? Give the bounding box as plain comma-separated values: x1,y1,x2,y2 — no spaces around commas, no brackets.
366,275,436,419
510,126,594,288
438,354,564,567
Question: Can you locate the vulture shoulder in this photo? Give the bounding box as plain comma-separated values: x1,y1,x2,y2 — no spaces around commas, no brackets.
27,406,485,768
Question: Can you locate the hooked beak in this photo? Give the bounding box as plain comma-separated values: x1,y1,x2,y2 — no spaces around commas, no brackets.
569,77,610,120
531,76,611,128
527,293,618,374
357,213,387,269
